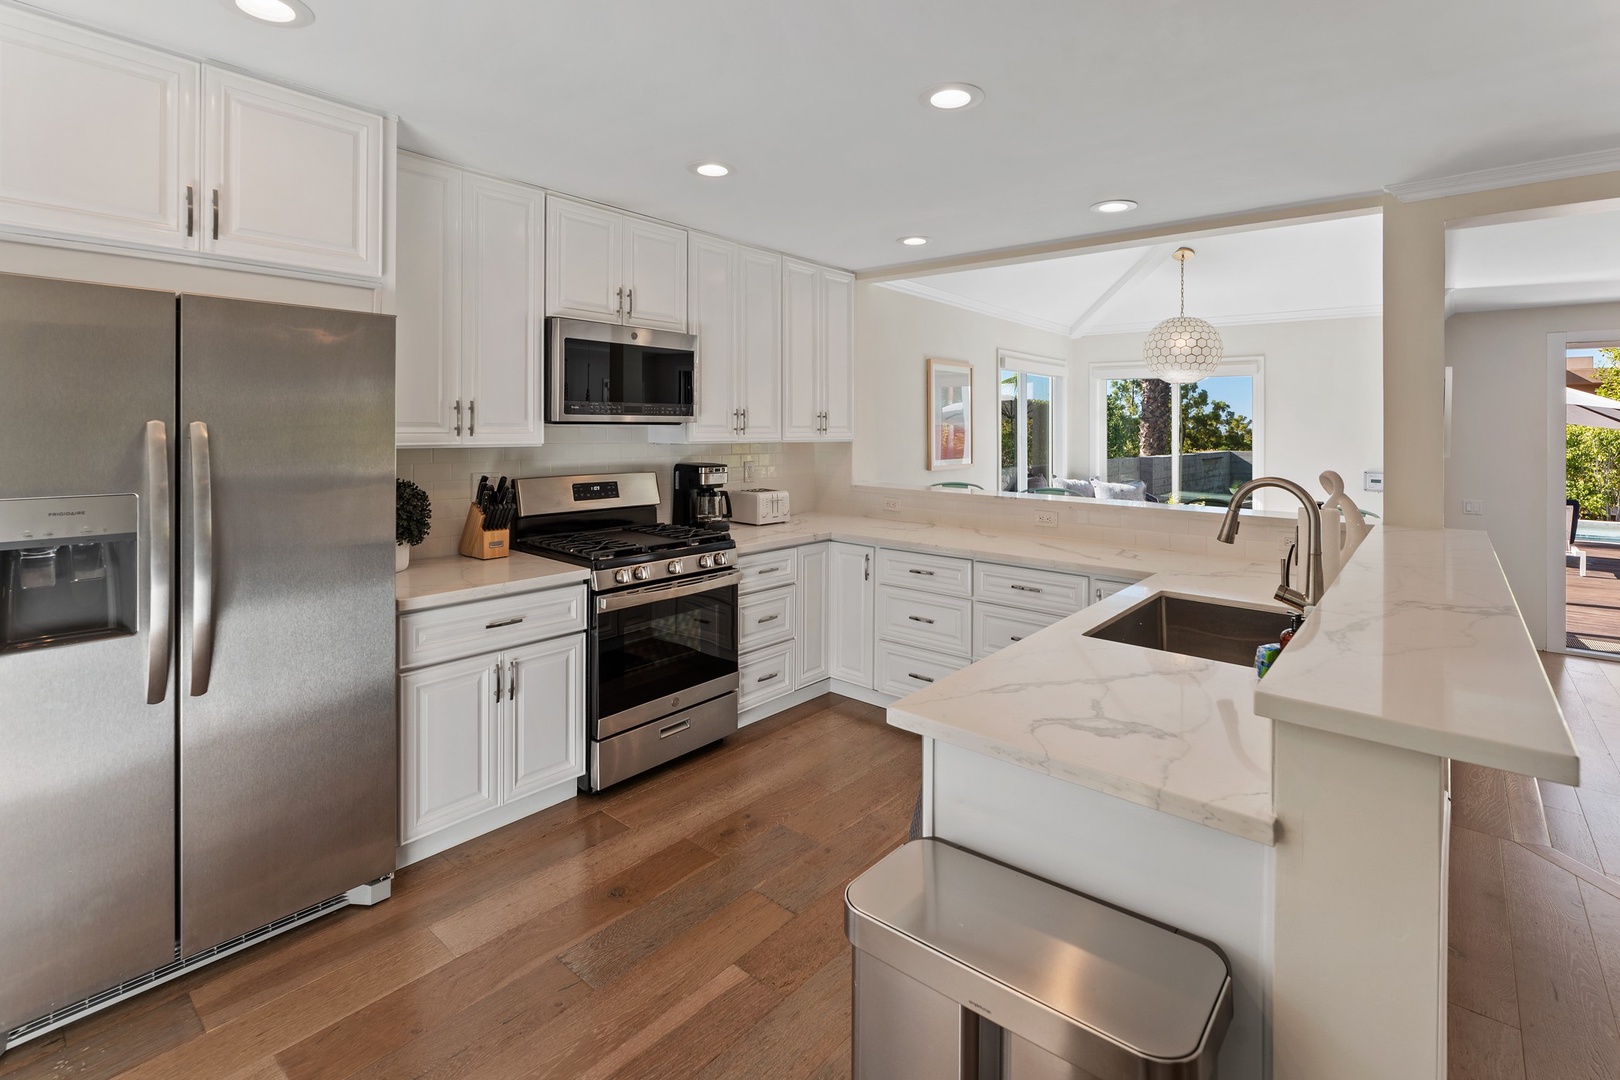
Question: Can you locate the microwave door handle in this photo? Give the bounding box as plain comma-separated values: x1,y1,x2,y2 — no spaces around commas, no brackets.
188,421,216,697
144,420,172,704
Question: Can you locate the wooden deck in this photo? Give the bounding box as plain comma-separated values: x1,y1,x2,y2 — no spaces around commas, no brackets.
1567,542,1620,652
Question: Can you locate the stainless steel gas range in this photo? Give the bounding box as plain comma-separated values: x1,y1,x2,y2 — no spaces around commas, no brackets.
511,473,739,791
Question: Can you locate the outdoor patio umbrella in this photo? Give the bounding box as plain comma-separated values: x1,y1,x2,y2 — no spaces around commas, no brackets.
1568,387,1620,430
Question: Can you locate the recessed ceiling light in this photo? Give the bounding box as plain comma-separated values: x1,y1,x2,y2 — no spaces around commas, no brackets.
1091,199,1139,214
224,0,315,27
898,236,930,246
688,162,731,178
921,83,984,111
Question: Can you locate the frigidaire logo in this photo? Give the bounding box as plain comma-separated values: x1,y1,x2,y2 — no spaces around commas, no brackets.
47,511,86,517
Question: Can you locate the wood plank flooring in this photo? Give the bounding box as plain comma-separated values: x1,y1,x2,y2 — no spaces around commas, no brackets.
0,694,917,1080
1566,542,1620,652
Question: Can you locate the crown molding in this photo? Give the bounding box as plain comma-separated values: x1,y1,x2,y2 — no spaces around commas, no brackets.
875,279,1073,337
1386,147,1620,203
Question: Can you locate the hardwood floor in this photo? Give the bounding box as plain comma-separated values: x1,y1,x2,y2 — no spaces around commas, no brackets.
1446,654,1620,1079
0,695,918,1080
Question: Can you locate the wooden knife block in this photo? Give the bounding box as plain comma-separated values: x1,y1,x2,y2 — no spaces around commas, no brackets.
458,503,509,560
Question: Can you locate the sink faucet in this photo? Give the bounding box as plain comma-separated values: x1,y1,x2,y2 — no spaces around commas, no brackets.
1216,477,1325,612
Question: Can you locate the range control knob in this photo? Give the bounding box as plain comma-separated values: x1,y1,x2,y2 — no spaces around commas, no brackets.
632,565,650,581
713,551,728,566
698,554,713,569
614,568,631,585
667,559,684,575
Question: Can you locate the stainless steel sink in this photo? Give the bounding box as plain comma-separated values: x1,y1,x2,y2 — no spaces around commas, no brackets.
1083,595,1297,667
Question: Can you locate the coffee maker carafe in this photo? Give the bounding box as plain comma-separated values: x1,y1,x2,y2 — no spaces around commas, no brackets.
673,462,732,532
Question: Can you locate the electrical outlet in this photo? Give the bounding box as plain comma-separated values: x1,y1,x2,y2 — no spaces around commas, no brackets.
743,459,755,482
882,498,902,513
1462,499,1483,516
1034,510,1058,528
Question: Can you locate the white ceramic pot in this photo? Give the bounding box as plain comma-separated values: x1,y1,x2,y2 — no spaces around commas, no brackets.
396,542,410,573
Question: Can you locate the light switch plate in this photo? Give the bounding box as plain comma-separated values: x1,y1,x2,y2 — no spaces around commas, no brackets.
1463,499,1483,515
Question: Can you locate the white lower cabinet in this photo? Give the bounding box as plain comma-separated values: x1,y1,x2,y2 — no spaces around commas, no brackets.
397,586,587,865
1093,577,1134,605
973,602,1063,660
795,543,829,687
827,542,875,688
875,641,969,699
739,640,795,712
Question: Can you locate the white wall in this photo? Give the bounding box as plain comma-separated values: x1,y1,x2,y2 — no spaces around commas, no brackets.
1445,301,1620,645
1071,316,1385,515
853,284,1074,491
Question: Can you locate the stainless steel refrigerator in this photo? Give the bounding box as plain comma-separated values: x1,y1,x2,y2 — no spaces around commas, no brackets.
0,273,398,1044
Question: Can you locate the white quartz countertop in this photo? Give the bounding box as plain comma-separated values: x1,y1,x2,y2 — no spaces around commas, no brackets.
395,552,589,613
1254,527,1580,785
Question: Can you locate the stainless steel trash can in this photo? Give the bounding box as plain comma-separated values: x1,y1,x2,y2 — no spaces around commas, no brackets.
845,839,1232,1080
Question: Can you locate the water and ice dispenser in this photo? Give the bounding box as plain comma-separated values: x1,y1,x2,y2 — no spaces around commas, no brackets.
0,495,138,653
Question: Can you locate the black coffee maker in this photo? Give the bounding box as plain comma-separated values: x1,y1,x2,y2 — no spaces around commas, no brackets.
673,462,732,532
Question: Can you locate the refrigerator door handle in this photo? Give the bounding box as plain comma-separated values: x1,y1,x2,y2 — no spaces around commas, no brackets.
145,420,172,704
188,421,216,697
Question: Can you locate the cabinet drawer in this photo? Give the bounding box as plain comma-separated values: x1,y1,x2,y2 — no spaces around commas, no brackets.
973,602,1064,660
736,548,797,594
875,641,969,699
973,563,1089,616
875,585,972,657
739,641,795,711
740,586,795,652
876,548,973,596
399,585,587,669
1093,577,1136,605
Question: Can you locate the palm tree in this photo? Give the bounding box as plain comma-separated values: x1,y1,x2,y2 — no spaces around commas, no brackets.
1140,378,1172,456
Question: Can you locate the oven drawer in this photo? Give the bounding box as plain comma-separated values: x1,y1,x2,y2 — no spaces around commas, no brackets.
875,642,969,699
973,602,1064,659
736,548,797,594
739,641,795,711
590,691,738,791
740,587,795,652
399,585,587,670
973,562,1089,616
876,548,973,597
875,585,972,657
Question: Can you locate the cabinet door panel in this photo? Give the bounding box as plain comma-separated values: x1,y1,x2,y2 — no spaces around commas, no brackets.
203,68,382,276
738,246,783,441
462,174,544,446
400,656,499,843
0,10,198,250
394,154,461,446
685,233,740,442
546,195,621,320
820,268,855,440
507,635,586,801
780,257,822,441
623,215,687,332
796,543,829,686
827,542,874,688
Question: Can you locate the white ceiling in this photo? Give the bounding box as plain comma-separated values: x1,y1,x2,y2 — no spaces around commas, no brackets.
1447,202,1620,314
888,214,1384,337
21,0,1620,272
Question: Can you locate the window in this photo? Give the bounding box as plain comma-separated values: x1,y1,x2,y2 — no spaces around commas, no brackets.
1092,358,1262,506
998,349,1066,492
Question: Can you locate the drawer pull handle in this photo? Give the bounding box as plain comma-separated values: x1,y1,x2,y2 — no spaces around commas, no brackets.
1010,584,1043,593
757,566,782,575
486,616,526,629
1010,635,1024,642
659,718,691,739
908,672,935,683
908,568,935,576
907,615,935,624
757,671,781,684
757,613,780,623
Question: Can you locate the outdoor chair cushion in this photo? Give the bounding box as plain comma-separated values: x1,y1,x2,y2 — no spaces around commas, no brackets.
1091,479,1149,501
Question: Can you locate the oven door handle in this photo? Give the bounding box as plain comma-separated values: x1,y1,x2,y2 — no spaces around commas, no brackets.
595,568,743,612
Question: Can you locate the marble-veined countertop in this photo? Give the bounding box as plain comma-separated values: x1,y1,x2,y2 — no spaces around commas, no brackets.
395,552,589,612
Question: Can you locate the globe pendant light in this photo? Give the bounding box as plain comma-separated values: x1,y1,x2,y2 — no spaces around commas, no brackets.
1143,247,1222,383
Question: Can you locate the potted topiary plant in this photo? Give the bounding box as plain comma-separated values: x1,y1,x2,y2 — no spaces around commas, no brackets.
396,478,431,573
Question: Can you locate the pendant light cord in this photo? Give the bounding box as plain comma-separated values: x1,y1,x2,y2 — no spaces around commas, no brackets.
1180,257,1186,317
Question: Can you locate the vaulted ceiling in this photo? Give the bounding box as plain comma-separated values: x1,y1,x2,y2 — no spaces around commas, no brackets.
24,0,1620,272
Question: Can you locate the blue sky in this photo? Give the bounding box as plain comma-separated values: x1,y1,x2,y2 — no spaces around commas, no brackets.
1195,375,1253,418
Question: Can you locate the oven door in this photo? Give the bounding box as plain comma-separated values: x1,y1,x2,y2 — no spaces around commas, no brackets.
592,569,739,738
547,317,697,423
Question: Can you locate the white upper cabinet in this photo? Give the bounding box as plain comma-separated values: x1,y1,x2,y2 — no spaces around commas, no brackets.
821,268,855,439
782,258,854,442
738,246,784,440
545,193,686,331
461,174,544,446
0,8,198,250
202,68,383,278
395,154,462,446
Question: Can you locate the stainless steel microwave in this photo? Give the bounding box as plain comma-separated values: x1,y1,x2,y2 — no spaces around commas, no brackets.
546,318,697,424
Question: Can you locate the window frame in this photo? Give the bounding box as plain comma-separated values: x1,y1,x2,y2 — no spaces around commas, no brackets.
1088,355,1265,485
998,348,1068,493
